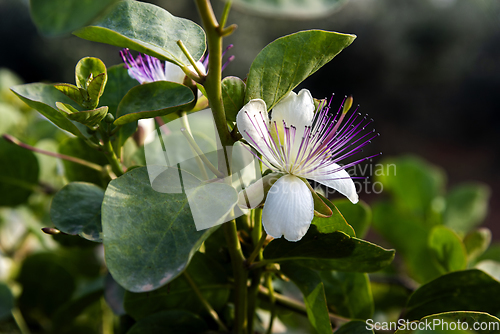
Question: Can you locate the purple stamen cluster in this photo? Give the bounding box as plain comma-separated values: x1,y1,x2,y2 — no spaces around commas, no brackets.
120,49,167,83
120,44,235,84
244,95,380,181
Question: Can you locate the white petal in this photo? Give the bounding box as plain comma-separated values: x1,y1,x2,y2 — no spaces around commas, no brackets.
236,99,280,168
271,89,315,160
262,174,314,241
271,89,315,131
301,163,359,204
164,61,186,83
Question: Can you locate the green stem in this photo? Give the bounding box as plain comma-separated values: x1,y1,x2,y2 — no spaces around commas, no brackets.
3,134,104,172
196,0,234,153
246,230,267,265
218,0,232,31
265,274,276,334
247,208,264,334
223,220,248,334
177,40,206,80
11,307,31,334
184,271,228,332
98,127,124,177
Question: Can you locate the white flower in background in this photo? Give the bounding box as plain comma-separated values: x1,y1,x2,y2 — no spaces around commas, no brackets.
237,89,379,241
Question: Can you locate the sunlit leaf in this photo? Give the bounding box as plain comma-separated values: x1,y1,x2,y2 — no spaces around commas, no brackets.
73,0,206,66
245,30,355,110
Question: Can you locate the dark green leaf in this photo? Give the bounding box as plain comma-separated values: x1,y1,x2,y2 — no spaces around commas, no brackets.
101,167,236,292
50,182,104,242
73,0,206,66
263,227,394,272
428,225,467,273
337,320,375,334
0,283,14,321
17,253,76,317
312,194,355,237
29,0,118,37
124,252,230,320
395,311,500,334
222,76,246,122
232,0,349,19
320,271,373,319
98,64,139,146
245,30,355,110
51,277,104,330
0,137,39,206
464,228,492,263
333,199,371,238
58,137,108,185
444,183,490,234
281,263,333,334
127,310,208,334
405,269,500,321
376,156,445,215
372,202,442,283
114,81,194,125
11,83,89,138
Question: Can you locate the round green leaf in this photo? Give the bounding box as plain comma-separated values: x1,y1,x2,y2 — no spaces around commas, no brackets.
10,83,89,139
0,283,14,321
245,30,356,110
101,167,232,292
50,182,104,242
127,310,208,334
114,81,194,125
376,156,446,215
0,137,39,206
222,76,246,122
73,0,206,66
405,269,500,321
428,225,467,274
124,252,230,320
231,0,349,19
263,227,394,272
444,183,490,234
